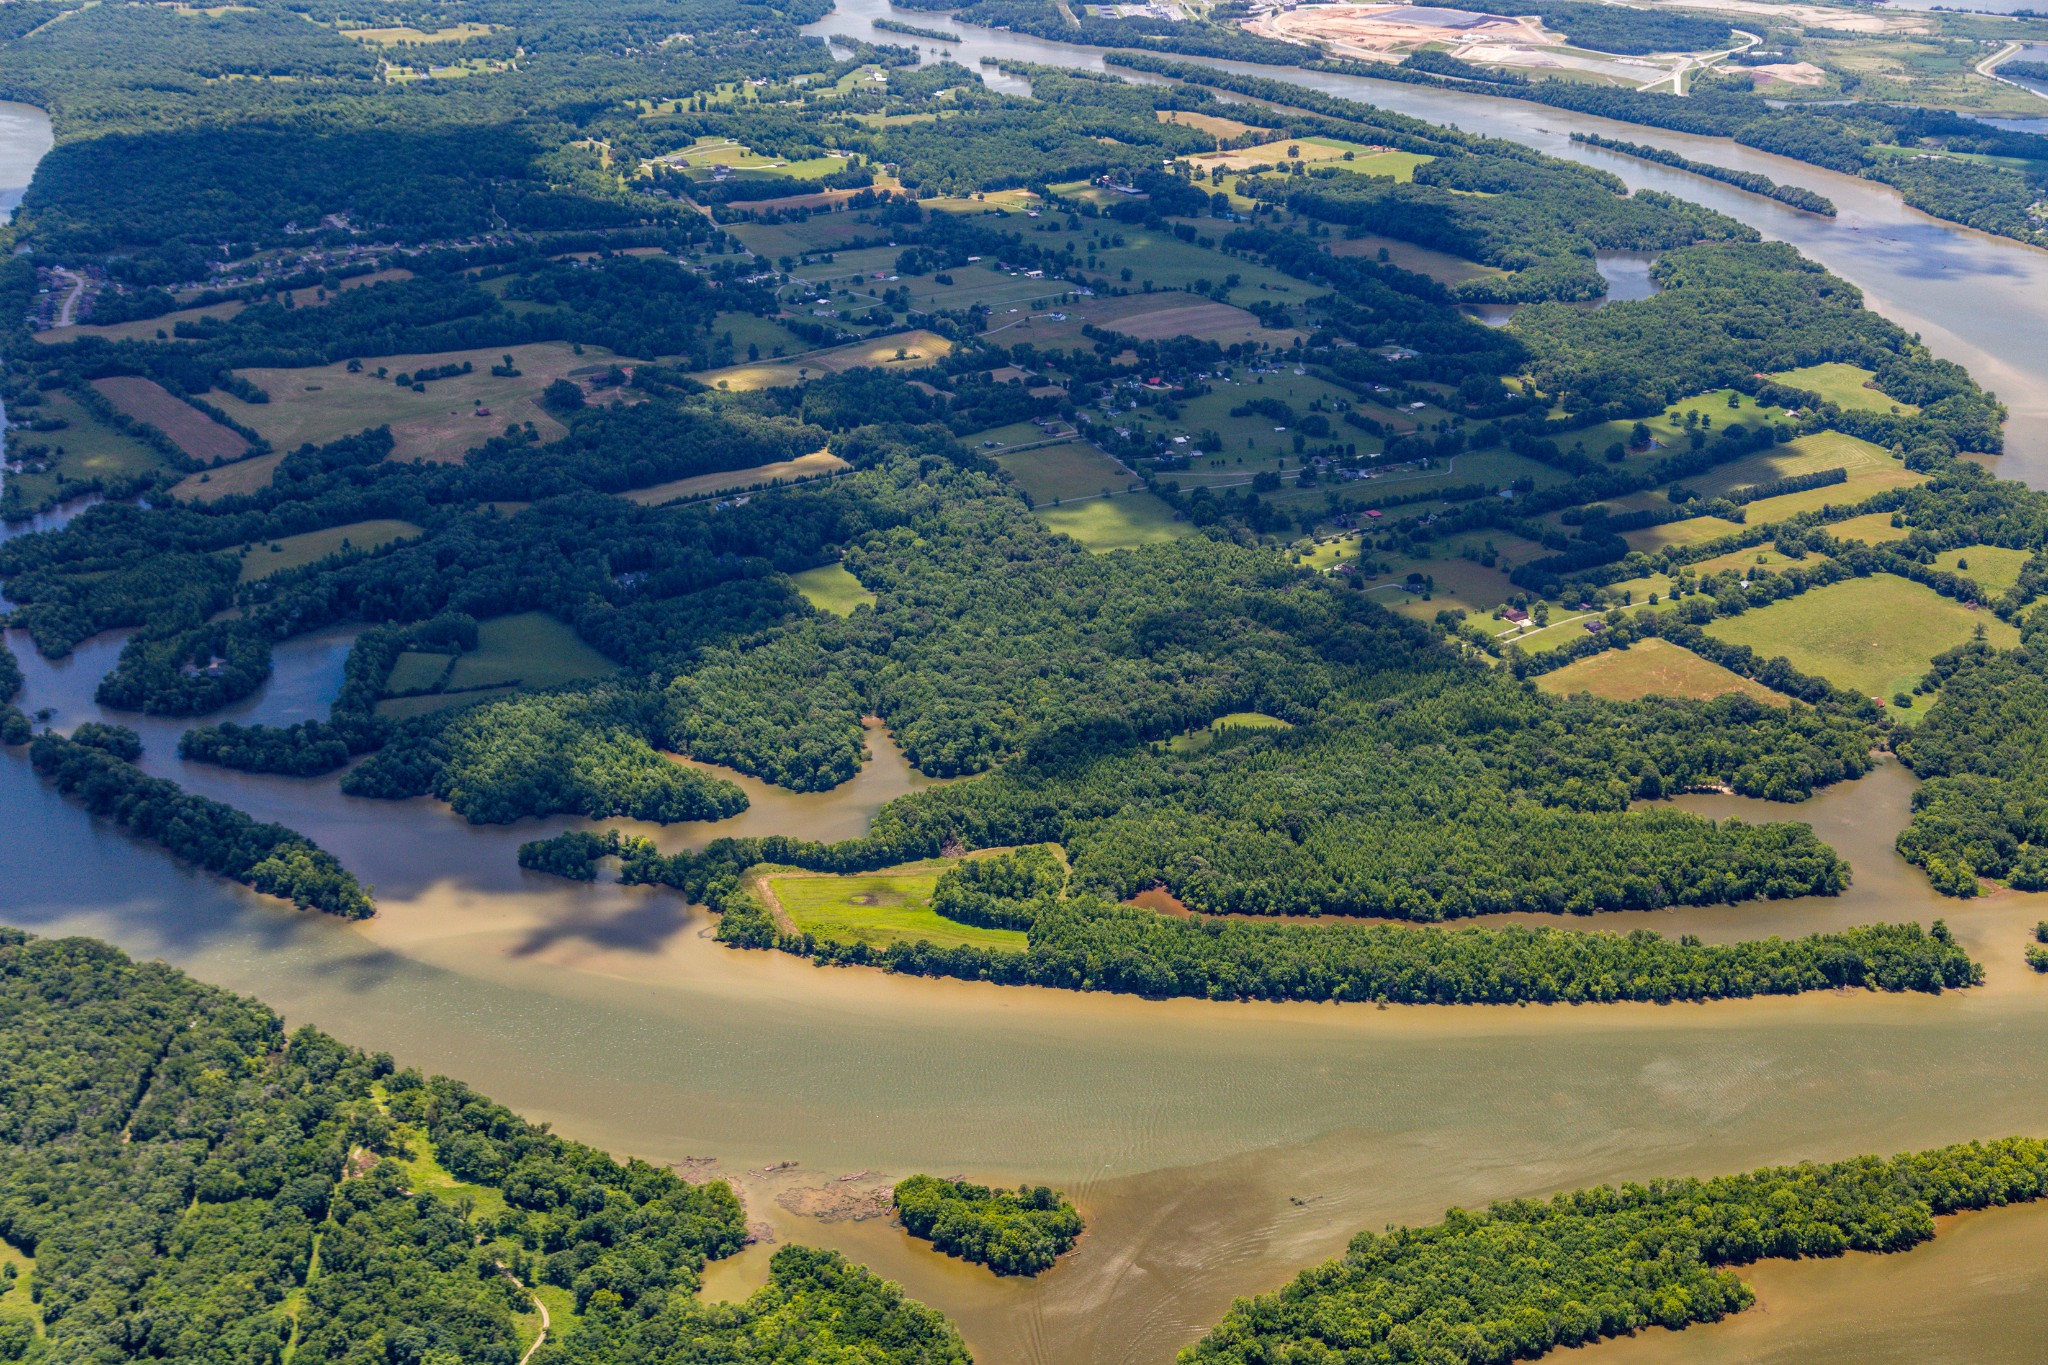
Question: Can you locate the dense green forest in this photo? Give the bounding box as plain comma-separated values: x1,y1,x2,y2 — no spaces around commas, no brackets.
1184,1138,2048,1364
0,929,969,1364
893,1176,1083,1276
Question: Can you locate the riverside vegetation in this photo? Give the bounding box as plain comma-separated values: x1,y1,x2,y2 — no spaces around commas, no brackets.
892,1175,1084,1277
3,0,2048,1357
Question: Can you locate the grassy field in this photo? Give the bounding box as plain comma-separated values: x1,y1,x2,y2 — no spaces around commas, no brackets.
383,650,453,694
1035,492,1191,551
1156,108,1270,140
0,1235,34,1328
374,684,518,720
1191,137,1429,180
619,450,847,506
1704,573,2019,701
994,441,1132,503
1326,233,1504,285
696,330,950,391
726,214,885,259
169,451,284,503
791,562,876,615
712,310,814,360
1167,711,1293,752
5,391,172,506
91,377,249,461
1768,362,1920,415
977,290,1296,350
35,298,244,345
1538,638,1790,705
766,868,1028,952
1824,511,1912,545
1934,545,2032,596
236,518,422,582
342,21,495,43
444,612,617,691
213,341,611,464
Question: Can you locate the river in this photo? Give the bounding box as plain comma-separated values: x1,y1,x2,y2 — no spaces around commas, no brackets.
6,32,2048,1364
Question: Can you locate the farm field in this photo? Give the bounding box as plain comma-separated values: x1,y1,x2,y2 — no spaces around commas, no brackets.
619,450,848,506
1621,513,1748,555
979,290,1294,349
1537,638,1791,705
1035,491,1190,551
1769,362,1920,415
373,684,518,720
790,563,875,615
1156,108,1270,140
1190,137,1428,180
35,298,244,345
764,867,1027,952
1934,545,2032,596
169,452,284,503
213,341,616,465
695,330,950,390
1681,430,1899,501
1825,511,1912,545
725,213,881,259
1068,226,1307,298
1326,233,1505,285
712,311,813,360
445,612,618,692
236,518,423,581
90,377,249,461
341,21,495,43
1704,573,2019,701
3,391,171,506
1376,555,1519,619
993,441,1133,503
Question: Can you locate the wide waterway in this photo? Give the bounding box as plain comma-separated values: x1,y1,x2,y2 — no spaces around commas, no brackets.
7,35,2048,1362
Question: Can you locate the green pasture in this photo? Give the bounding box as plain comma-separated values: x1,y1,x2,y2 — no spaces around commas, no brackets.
1538,638,1789,706
995,441,1133,504
1035,492,1190,551
767,869,1028,952
791,562,876,615
5,391,172,508
1934,545,2032,596
1704,573,2018,701
445,612,618,692
714,311,813,360
236,518,422,582
1167,711,1293,753
1825,511,1912,545
1768,362,1920,415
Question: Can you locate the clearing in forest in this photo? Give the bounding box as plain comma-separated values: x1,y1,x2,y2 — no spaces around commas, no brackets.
1824,511,1911,546
790,563,876,615
1537,638,1790,705
1768,362,1920,415
1156,108,1271,141
1035,492,1191,552
1326,233,1504,285
170,452,285,503
1932,545,2032,596
994,442,1132,504
1703,573,2017,701
763,867,1028,952
696,330,950,391
619,450,849,506
374,612,617,719
90,377,249,462
237,519,423,582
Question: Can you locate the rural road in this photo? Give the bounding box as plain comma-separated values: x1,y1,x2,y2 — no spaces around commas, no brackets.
500,1263,550,1365
49,266,85,326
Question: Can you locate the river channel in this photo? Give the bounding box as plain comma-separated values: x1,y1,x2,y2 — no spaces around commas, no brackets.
6,28,2048,1362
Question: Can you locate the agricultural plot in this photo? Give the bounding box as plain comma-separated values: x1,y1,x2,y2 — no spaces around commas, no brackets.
341,22,495,44
765,867,1027,952
236,519,423,582
1934,545,2032,596
1826,511,1912,545
377,612,615,719
1191,137,1427,179
36,299,244,345
1035,491,1191,552
90,377,249,462
619,450,848,506
170,452,284,503
1373,554,1519,620
712,311,813,360
1074,227,1306,298
979,291,1292,350
695,330,950,391
1679,430,1897,501
1155,109,1271,141
214,341,616,466
3,391,171,506
726,214,881,259
1704,573,2018,701
994,441,1134,504
1768,362,1920,415
790,563,876,615
1621,514,1747,555
1537,638,1790,705
1326,233,1504,285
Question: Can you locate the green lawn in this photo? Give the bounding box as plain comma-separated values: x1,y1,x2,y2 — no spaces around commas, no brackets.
791,562,876,615
1704,573,2018,701
767,869,1028,952
995,441,1132,504
1934,545,2032,596
236,518,423,582
1035,492,1191,551
445,612,618,691
1768,362,1920,415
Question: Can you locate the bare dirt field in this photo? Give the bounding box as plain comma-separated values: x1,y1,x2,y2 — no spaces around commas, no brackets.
1250,4,1549,56
90,377,250,461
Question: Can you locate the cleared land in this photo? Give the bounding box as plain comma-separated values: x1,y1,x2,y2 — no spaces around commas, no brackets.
1167,711,1294,752
982,291,1296,350
619,450,848,506
446,612,617,691
1538,638,1790,705
90,377,249,461
1934,545,2032,596
791,563,876,615
4,391,171,505
342,21,495,43
1326,233,1504,285
1704,573,2018,701
236,519,423,581
993,441,1133,504
1156,109,1270,140
212,341,608,466
36,299,244,345
1769,362,1920,415
1825,511,1912,545
695,330,950,391
170,451,284,503
765,867,1027,952
1035,492,1191,551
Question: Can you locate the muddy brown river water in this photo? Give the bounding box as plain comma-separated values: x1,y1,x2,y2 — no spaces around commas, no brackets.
6,32,2048,1361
